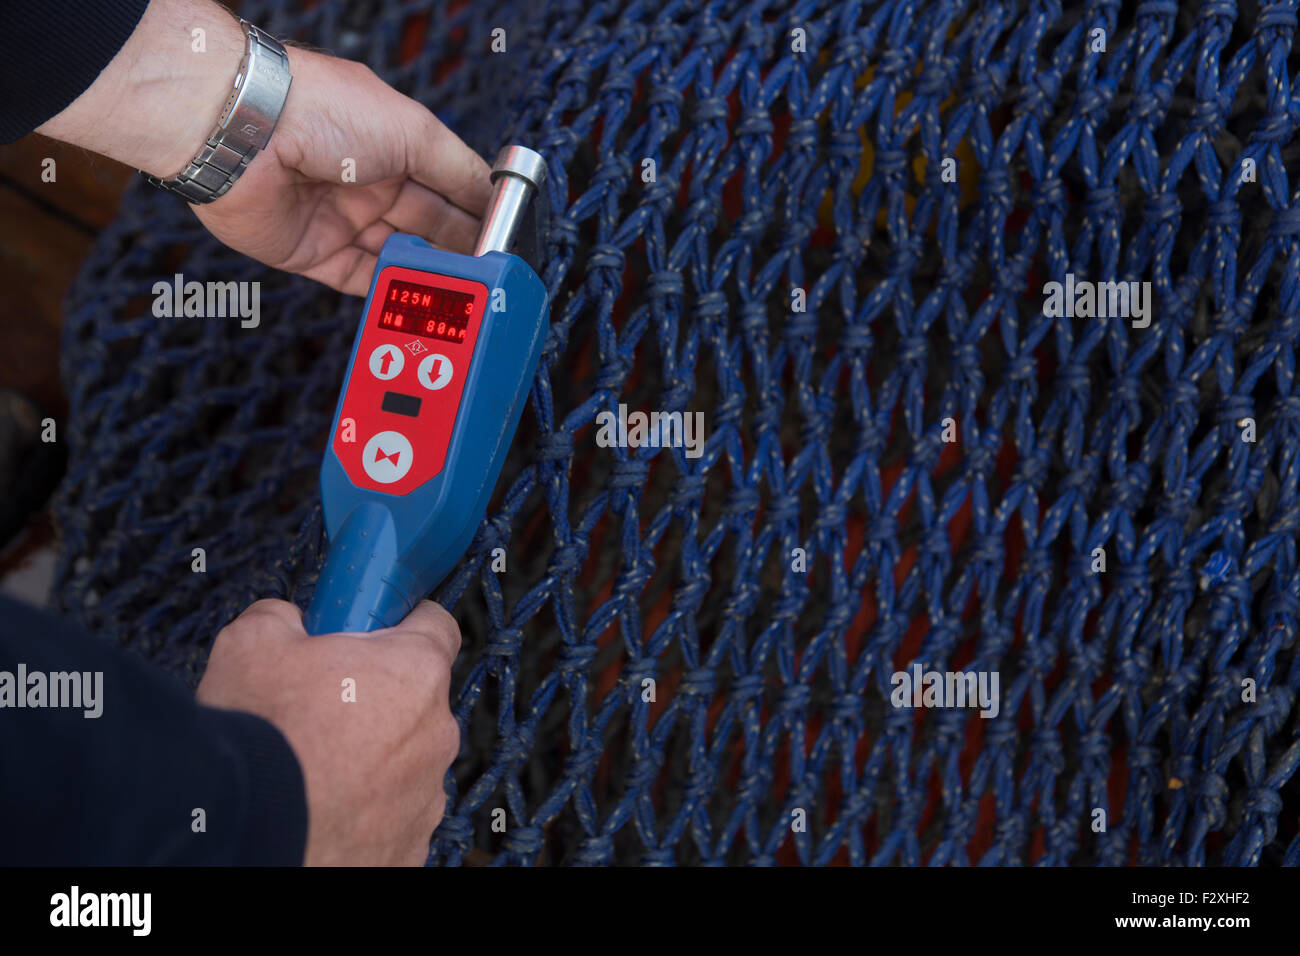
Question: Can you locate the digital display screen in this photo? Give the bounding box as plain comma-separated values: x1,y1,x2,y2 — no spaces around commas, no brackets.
382,391,422,418
377,279,474,342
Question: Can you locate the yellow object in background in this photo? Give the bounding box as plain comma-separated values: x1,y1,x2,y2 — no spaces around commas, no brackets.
817,64,980,232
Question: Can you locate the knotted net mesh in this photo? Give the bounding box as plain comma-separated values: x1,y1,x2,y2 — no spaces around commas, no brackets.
56,0,1300,864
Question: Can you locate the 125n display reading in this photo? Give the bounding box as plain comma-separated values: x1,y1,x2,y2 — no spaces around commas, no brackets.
377,278,474,342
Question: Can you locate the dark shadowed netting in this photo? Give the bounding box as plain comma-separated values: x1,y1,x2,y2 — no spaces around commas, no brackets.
55,0,1300,865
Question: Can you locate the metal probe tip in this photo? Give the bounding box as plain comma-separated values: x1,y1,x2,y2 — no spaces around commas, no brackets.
473,145,547,257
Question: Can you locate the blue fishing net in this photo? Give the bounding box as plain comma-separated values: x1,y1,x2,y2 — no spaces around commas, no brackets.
55,0,1300,865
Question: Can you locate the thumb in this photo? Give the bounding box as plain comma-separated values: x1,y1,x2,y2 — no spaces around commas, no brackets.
235,598,310,639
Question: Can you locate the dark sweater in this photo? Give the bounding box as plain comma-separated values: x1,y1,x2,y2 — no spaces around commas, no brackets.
0,592,308,863
0,0,151,142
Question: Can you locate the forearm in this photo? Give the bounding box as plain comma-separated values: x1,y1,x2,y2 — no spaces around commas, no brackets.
35,0,248,178
18,0,491,295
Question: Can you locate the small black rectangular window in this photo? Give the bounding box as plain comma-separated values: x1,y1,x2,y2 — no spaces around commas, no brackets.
382,391,422,418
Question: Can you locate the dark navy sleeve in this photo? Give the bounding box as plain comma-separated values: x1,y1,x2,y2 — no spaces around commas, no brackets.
0,0,151,143
0,593,308,864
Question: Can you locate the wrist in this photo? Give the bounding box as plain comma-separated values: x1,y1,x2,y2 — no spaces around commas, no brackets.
37,0,247,178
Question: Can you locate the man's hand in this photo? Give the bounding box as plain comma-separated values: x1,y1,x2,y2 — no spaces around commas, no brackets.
195,44,492,295
196,598,461,866
37,0,491,296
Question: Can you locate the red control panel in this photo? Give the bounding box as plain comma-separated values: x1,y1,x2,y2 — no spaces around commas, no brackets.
333,266,488,496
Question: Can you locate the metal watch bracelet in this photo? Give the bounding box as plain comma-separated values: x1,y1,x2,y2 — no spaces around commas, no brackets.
145,20,292,204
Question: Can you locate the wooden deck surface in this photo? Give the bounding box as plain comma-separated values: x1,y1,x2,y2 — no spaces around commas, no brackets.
0,135,133,583
0,135,134,417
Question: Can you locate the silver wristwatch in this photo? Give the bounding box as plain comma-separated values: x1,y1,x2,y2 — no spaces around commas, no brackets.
145,20,293,204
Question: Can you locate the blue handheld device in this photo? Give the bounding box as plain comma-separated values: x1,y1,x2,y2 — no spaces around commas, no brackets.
304,146,549,634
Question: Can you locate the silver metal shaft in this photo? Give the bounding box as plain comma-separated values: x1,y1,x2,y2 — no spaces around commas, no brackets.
473,145,547,257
